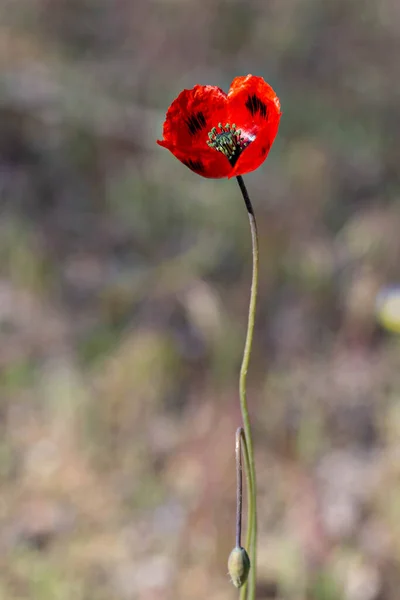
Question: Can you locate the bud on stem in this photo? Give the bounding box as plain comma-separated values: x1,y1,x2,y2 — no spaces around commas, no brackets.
228,546,251,588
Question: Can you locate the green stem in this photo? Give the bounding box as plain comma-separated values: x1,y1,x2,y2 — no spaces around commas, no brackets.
239,428,253,600
235,428,244,549
236,175,259,600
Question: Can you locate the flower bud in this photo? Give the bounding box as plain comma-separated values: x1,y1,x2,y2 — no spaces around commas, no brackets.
227,546,250,588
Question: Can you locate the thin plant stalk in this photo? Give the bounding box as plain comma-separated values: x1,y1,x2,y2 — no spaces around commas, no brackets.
238,429,253,600
235,428,244,549
235,427,253,548
236,175,259,600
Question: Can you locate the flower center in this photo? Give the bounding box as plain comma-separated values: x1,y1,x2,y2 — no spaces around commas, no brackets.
207,123,251,166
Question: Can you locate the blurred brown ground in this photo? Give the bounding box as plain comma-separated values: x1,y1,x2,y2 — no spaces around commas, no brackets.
0,1,400,599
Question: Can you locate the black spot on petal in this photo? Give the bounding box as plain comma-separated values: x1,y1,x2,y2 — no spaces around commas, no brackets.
261,145,269,156
245,94,268,119
183,158,205,173
186,112,207,136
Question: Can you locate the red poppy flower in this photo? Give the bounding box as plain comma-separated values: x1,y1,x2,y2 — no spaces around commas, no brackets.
157,74,281,179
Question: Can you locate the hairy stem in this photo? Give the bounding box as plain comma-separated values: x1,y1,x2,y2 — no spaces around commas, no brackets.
236,175,259,600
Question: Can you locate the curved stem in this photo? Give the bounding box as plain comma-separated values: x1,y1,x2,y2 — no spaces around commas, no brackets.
236,175,259,600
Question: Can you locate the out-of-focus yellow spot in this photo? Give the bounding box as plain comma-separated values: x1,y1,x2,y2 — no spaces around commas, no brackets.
376,287,400,334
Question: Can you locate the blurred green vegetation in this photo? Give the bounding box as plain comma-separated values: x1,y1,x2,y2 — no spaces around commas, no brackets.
0,0,399,599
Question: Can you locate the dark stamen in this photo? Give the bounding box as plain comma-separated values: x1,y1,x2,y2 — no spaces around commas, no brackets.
186,112,207,136
207,123,252,167
245,94,268,119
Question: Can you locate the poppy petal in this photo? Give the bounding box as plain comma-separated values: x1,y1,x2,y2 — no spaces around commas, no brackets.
227,75,281,177
157,140,232,178
157,85,234,178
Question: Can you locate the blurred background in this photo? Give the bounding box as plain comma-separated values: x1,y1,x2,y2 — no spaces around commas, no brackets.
0,0,400,599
